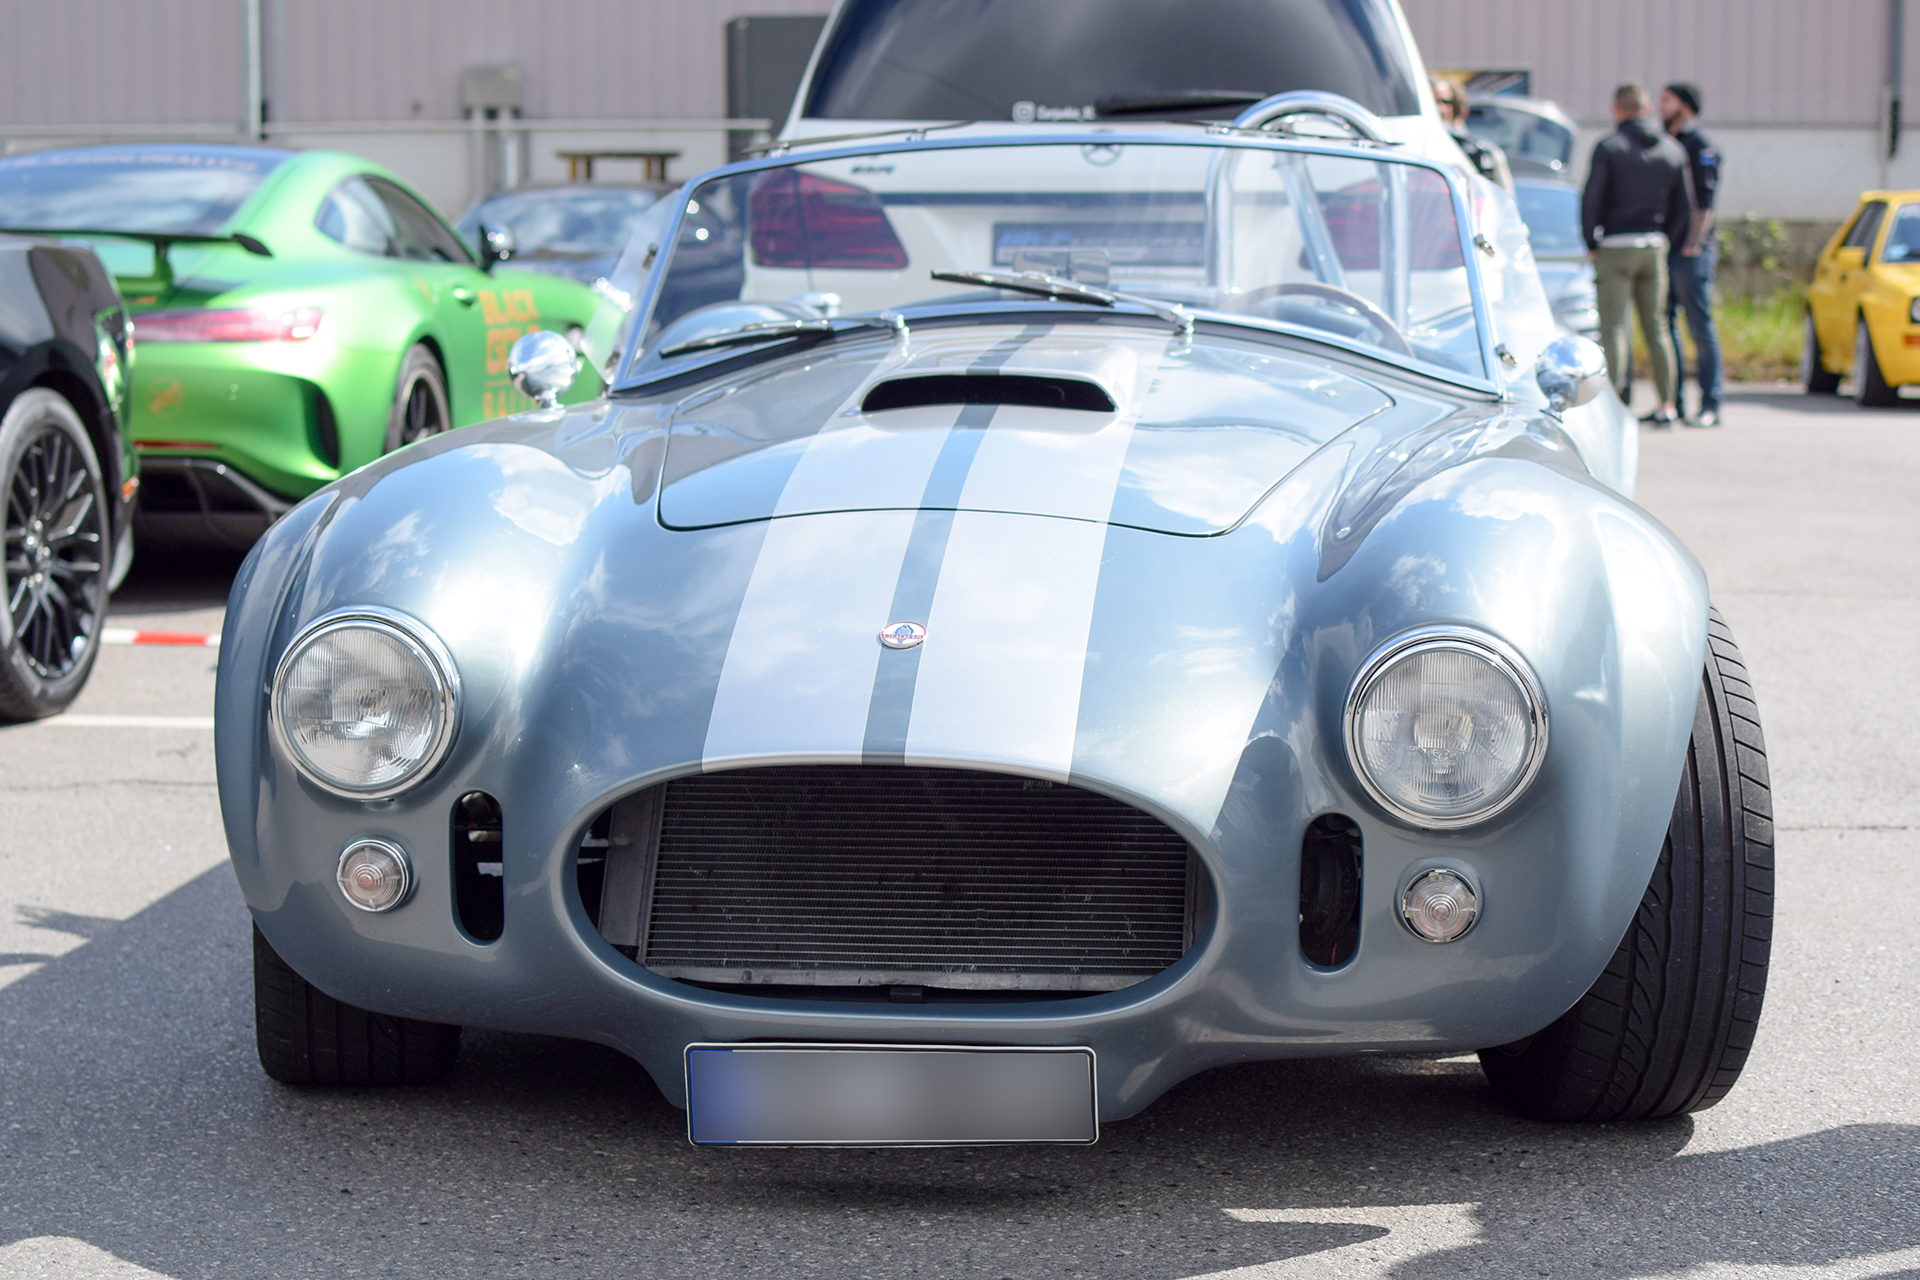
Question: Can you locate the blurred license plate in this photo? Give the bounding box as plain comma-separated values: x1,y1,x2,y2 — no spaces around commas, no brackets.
684,1043,1098,1146
992,221,1204,268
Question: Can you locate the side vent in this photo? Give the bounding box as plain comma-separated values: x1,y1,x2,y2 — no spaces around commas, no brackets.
861,373,1116,414
1299,814,1362,967
453,791,504,942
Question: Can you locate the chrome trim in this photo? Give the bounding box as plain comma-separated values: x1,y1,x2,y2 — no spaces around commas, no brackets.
612,129,1502,395
336,839,412,913
1342,625,1549,830
1230,91,1392,143
269,607,462,802
1397,867,1481,943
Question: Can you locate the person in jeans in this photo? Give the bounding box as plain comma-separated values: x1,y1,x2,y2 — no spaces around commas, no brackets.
1581,83,1694,425
1661,82,1723,426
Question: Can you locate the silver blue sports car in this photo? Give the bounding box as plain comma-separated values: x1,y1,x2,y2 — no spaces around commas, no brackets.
216,96,1772,1144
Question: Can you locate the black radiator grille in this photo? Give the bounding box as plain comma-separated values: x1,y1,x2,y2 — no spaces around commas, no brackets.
637,766,1197,992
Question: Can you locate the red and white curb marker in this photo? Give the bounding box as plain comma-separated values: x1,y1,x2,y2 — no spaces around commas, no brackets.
100,628,221,647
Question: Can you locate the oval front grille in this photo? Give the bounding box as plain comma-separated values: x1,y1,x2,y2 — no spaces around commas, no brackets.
587,765,1201,994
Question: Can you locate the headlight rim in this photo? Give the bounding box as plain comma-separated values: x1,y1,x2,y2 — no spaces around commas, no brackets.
1343,625,1548,830
269,606,462,802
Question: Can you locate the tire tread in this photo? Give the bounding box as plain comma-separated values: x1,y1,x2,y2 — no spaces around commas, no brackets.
253,926,459,1086
1480,607,1773,1120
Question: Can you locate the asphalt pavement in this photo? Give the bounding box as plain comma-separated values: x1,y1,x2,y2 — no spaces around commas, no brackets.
2,387,1918,1278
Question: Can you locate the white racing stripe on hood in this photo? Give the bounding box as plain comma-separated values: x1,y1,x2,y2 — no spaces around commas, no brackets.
702,509,922,766
905,343,1169,778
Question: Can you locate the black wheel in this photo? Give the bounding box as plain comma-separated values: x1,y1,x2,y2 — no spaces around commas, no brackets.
1480,608,1772,1121
0,388,108,722
383,344,451,452
1802,313,1841,394
253,925,460,1085
1854,316,1901,407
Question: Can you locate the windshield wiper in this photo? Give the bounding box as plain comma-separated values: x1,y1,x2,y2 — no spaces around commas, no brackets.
656,313,907,359
1094,90,1266,118
930,269,1194,338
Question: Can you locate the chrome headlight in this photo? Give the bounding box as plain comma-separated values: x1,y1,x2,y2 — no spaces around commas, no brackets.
1909,296,1920,324
270,608,460,800
1344,627,1547,829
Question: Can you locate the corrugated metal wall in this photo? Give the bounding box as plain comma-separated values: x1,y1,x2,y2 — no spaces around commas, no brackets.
0,0,248,127
277,0,832,122
4,0,1909,128
1401,0,1909,126
1,0,1910,217
0,0,835,129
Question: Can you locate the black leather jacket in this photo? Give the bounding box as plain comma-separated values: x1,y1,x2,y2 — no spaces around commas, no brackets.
1581,116,1692,251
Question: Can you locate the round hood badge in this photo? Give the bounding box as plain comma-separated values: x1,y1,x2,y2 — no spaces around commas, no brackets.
879,621,927,649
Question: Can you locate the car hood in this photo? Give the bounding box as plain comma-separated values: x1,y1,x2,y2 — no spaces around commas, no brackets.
656,325,1393,536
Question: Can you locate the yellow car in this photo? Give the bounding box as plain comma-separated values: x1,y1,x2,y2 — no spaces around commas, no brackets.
1805,190,1920,405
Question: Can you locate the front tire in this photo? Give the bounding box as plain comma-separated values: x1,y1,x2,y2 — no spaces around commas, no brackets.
383,344,451,453
1854,317,1901,407
1802,314,1841,394
253,926,460,1085
1480,609,1772,1121
0,388,109,722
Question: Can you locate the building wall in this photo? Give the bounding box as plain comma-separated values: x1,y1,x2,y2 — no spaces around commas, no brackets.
0,0,834,213
2,0,1912,220
1402,0,1920,219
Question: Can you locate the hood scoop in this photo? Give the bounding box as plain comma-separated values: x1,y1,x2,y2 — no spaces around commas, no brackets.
657,327,1396,535
862,373,1116,414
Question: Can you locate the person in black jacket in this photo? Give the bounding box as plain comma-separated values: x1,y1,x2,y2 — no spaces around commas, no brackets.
1661,82,1723,426
1582,83,1694,425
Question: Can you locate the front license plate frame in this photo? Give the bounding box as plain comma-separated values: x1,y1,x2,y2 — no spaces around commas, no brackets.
684,1043,1099,1147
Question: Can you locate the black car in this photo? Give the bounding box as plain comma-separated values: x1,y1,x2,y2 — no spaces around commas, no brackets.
0,235,137,719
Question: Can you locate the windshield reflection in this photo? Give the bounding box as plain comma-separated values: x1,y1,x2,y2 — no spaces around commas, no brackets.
615,140,1486,386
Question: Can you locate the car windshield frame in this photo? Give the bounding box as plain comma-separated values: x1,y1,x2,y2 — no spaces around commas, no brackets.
611,131,1501,398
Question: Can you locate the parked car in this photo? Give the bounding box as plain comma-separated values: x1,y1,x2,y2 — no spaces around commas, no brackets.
219,119,1768,1141
1804,190,1920,406
1513,178,1599,338
0,234,136,718
782,0,1462,159
1465,95,1578,180
0,145,600,546
453,184,671,287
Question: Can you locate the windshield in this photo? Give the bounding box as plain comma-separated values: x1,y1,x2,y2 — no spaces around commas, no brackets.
1513,181,1583,257
0,145,288,234
624,140,1484,384
803,0,1421,122
1882,205,1920,263
456,187,664,259
1464,102,1573,174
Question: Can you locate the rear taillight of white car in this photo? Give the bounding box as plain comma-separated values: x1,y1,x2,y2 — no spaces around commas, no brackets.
748,172,908,270
133,305,323,343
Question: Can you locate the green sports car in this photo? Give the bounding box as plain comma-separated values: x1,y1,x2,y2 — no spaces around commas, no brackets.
0,145,601,543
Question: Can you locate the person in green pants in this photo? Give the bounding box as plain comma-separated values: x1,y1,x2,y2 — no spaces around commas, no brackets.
1581,83,1694,426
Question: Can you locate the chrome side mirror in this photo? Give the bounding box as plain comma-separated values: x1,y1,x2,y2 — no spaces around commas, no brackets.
1534,335,1609,414
477,219,516,271
507,330,581,409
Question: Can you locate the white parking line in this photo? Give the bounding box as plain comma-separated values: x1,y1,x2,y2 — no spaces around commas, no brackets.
46,714,215,729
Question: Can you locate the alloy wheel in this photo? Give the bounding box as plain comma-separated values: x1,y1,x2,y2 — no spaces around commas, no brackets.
4,424,104,678
397,374,446,447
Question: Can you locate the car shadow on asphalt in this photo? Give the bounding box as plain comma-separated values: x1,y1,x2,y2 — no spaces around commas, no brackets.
108,547,250,617
2,866,1914,1279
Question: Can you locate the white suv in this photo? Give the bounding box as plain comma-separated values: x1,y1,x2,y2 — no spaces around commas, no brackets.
780,0,1460,160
